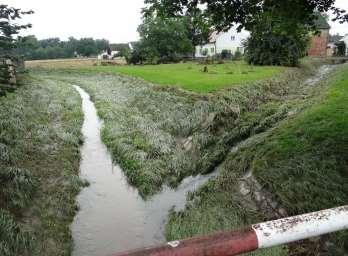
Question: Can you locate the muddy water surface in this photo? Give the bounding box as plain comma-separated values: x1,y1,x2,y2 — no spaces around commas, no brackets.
71,85,217,256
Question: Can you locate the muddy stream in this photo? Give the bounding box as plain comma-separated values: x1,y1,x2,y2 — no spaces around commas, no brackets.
71,65,335,256
71,86,218,256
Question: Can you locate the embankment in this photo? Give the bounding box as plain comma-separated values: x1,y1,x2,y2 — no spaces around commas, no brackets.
166,63,348,255
0,76,84,256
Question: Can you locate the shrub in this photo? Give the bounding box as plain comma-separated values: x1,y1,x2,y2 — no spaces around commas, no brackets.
0,210,32,256
233,50,243,60
221,49,232,60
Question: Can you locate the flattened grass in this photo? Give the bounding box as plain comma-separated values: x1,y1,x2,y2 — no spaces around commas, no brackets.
0,76,84,255
82,61,286,93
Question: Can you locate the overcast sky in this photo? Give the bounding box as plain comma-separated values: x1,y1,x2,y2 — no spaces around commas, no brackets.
5,0,348,43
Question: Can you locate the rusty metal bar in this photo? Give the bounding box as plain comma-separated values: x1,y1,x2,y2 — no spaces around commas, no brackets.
111,205,348,256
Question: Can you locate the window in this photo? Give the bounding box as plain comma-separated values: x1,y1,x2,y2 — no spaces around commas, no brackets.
211,47,215,53
231,36,236,41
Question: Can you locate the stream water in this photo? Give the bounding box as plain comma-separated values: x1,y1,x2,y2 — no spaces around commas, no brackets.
71,85,218,256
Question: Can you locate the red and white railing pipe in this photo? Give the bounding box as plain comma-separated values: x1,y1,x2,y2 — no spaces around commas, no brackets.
112,205,348,256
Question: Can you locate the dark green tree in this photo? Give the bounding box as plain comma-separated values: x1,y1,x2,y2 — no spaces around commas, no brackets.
244,11,310,66
144,0,348,66
144,0,347,31
135,15,194,64
144,6,211,55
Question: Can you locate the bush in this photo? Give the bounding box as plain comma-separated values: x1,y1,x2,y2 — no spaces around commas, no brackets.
221,49,232,60
233,50,243,60
244,12,309,67
245,32,308,67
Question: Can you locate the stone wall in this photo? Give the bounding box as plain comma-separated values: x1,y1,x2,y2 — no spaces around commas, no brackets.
308,29,329,57
0,58,17,86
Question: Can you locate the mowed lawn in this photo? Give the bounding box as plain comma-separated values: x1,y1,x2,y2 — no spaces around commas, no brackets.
86,62,286,93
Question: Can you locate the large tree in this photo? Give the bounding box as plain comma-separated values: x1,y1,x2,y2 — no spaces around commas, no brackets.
135,15,194,64
144,0,348,66
143,6,211,53
144,0,348,31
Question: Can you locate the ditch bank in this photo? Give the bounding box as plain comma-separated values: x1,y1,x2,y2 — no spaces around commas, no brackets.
166,63,348,255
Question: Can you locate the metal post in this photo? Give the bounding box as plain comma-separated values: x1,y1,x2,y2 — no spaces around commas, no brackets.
111,205,348,256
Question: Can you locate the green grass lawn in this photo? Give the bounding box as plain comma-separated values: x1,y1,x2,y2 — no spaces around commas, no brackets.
84,62,286,93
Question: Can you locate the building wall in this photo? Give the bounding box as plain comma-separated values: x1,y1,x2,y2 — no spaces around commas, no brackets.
308,29,329,57
0,58,17,85
195,43,216,57
215,28,249,54
195,28,249,58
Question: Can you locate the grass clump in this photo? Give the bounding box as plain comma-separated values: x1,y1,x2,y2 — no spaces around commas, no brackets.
0,210,32,256
0,168,36,210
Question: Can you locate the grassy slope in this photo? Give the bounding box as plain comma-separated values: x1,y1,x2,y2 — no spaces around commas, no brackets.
81,62,285,93
166,65,348,255
0,77,84,255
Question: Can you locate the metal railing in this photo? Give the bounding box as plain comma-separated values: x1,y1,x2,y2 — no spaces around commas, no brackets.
112,205,348,256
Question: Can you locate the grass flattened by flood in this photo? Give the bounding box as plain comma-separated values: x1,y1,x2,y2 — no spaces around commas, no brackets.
0,76,84,256
166,64,348,254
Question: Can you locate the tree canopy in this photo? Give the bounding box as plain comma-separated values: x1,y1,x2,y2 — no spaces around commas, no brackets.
0,4,33,56
126,15,195,64
144,0,347,66
15,36,109,60
144,0,348,32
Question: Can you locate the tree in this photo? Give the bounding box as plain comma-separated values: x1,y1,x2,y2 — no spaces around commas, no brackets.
144,6,211,55
134,15,194,64
244,11,310,66
144,0,348,32
0,5,33,56
144,0,348,66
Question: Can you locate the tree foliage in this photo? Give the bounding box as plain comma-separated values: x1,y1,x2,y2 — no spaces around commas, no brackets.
15,36,109,60
144,0,348,31
144,0,348,66
244,11,310,66
128,16,194,64
0,5,33,56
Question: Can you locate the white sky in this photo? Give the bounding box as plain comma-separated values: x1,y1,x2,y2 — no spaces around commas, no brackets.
4,0,348,43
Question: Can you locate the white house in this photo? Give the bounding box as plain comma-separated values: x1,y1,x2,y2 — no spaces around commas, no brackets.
340,34,348,56
97,50,119,60
195,27,249,58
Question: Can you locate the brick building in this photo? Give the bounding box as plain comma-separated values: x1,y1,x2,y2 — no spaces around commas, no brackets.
308,16,330,57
